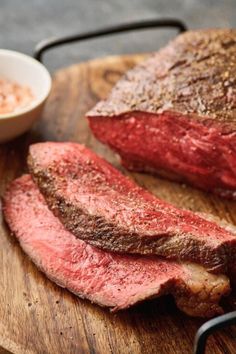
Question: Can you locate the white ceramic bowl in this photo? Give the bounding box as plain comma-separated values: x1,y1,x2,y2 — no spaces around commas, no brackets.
0,49,51,143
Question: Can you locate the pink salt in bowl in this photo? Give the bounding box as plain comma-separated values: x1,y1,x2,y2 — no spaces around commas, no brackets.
0,49,51,143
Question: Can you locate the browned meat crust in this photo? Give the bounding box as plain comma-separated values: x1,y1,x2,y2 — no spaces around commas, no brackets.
88,29,236,124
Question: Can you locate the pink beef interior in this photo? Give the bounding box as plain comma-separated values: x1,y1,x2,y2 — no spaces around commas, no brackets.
2,175,180,309
27,142,236,273
89,111,236,197
29,142,236,244
2,175,230,317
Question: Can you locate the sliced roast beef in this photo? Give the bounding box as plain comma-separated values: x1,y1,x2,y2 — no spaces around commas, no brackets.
28,142,236,273
87,29,236,199
2,175,230,317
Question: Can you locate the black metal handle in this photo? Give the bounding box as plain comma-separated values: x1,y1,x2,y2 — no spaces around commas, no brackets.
33,18,187,62
194,311,236,354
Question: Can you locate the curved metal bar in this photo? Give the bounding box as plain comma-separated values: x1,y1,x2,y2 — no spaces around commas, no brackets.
194,311,236,354
34,18,187,62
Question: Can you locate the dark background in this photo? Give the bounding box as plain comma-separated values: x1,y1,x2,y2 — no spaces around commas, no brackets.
0,0,235,71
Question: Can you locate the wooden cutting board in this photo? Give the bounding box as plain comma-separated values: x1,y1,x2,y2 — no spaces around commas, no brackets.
1,54,236,354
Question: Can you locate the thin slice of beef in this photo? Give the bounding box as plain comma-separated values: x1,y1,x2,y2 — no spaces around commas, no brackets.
87,29,236,199
28,142,236,273
2,175,230,317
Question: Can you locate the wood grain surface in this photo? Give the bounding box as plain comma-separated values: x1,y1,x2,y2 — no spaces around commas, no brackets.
0,54,236,354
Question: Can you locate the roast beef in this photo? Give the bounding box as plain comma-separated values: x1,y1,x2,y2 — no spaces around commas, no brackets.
3,175,230,317
28,142,236,273
87,29,236,199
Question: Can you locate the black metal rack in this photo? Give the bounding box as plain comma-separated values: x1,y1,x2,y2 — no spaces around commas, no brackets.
34,18,236,353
